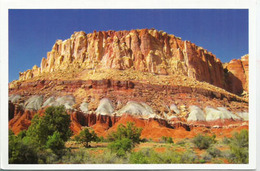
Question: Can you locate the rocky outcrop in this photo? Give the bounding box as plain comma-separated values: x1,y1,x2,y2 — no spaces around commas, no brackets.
42,95,75,110
18,29,233,92
187,105,206,122
24,95,43,111
9,95,248,137
116,101,156,119
9,29,249,138
95,98,114,115
224,54,249,94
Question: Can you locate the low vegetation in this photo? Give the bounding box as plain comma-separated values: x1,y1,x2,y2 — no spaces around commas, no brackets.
9,107,248,164
192,134,216,150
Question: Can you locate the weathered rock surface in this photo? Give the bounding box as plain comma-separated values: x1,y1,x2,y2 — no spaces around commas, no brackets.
205,107,241,122
116,101,156,119
95,98,114,115
9,29,249,139
9,94,21,103
24,95,43,110
17,29,248,95
187,105,205,122
80,102,89,113
9,95,248,138
42,95,75,110
170,104,180,114
224,54,249,94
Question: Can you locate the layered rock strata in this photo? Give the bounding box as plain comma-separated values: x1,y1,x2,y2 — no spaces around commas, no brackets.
9,29,249,139
17,29,248,94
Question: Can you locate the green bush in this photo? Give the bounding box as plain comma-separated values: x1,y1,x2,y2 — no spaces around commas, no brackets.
228,130,248,163
61,148,90,164
108,122,142,144
130,151,148,164
107,122,142,156
181,150,199,163
192,134,216,150
46,131,65,154
108,138,133,157
167,137,174,144
26,106,72,147
9,130,38,164
74,128,98,147
160,136,174,144
161,136,167,143
206,146,222,158
176,139,187,146
9,106,72,163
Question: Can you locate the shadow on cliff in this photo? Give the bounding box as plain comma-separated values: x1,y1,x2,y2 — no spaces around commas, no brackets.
224,68,243,95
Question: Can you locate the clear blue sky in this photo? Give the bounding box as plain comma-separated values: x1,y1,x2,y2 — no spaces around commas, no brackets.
9,9,248,82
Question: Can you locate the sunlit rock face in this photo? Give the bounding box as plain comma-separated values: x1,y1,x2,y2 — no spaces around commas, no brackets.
17,29,248,94
9,29,249,138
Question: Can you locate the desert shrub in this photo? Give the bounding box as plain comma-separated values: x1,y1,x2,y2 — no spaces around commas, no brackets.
181,150,199,163
201,152,212,162
222,136,230,144
140,138,149,142
211,158,224,164
98,136,106,142
192,134,216,150
167,137,174,144
90,150,128,164
161,136,168,143
74,128,98,147
61,148,90,164
199,159,206,163
160,136,174,144
9,130,38,164
107,122,142,156
107,122,142,144
130,148,183,164
228,130,248,163
129,151,149,164
176,139,187,146
206,146,222,158
108,138,133,157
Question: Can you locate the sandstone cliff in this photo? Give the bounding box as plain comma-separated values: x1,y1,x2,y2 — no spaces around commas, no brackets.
19,29,231,92
224,54,249,94
10,29,249,139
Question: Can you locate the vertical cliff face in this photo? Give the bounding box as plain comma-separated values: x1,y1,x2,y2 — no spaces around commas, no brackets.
224,54,249,94
18,29,248,94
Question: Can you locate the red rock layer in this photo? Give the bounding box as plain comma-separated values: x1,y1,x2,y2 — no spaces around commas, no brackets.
9,79,248,114
9,103,248,140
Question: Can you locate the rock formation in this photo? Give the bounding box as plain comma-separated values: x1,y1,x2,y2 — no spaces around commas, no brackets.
224,54,249,94
9,29,249,139
17,29,248,95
